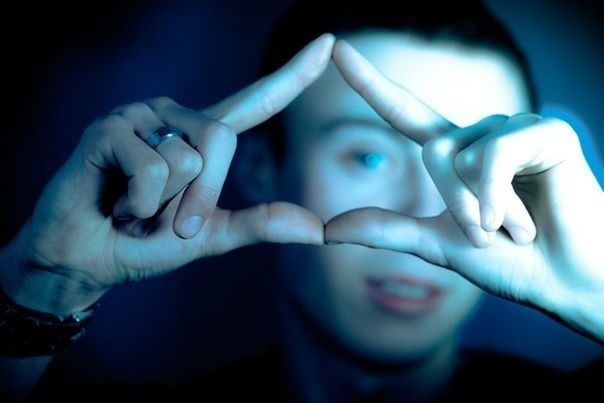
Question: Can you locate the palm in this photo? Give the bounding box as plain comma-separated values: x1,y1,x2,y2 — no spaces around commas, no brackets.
430,208,546,304
19,34,334,289
23,166,200,285
326,40,604,312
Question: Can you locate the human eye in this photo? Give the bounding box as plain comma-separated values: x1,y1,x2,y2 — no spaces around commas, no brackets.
352,151,387,169
341,149,391,172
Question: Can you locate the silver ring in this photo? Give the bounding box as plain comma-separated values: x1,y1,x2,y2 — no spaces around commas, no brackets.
145,126,184,149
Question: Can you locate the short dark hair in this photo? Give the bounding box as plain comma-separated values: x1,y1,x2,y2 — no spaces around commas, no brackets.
256,1,538,163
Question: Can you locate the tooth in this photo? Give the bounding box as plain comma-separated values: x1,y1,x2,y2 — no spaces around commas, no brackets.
380,280,429,298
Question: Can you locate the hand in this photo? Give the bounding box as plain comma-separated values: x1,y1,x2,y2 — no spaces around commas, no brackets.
0,34,335,315
325,40,604,342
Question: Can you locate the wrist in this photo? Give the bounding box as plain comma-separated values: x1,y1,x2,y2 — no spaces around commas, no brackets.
0,235,109,316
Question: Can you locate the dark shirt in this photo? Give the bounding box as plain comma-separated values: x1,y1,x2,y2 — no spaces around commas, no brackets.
29,340,603,402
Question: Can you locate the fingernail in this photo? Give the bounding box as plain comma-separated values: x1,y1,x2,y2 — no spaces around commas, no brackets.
480,204,495,230
178,215,203,239
507,225,532,245
465,225,491,248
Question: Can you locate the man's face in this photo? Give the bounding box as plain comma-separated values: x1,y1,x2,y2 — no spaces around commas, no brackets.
275,31,531,362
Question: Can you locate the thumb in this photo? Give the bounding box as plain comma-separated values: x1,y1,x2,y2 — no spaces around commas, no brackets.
324,207,448,267
206,202,325,254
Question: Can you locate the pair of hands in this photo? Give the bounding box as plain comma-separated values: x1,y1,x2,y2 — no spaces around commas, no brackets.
1,34,603,342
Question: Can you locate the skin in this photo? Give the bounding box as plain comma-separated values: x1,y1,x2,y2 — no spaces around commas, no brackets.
0,29,602,400
0,34,334,317
272,31,531,364
0,33,333,400
323,36,604,343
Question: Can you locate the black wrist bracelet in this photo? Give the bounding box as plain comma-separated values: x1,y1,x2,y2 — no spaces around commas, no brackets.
0,288,97,357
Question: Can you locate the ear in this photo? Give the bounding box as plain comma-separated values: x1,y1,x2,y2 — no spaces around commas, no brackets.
233,131,278,205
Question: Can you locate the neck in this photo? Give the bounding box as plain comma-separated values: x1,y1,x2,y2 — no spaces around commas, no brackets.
275,288,459,403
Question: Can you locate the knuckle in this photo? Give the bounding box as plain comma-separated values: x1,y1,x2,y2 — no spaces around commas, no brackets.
120,266,149,284
484,136,506,156
454,148,478,175
358,71,378,98
198,185,220,204
203,120,237,146
120,101,153,118
146,96,177,111
422,137,455,165
173,151,203,179
253,202,271,241
446,198,471,221
84,114,132,144
258,89,277,117
95,113,132,132
293,66,317,86
550,119,582,155
373,208,389,244
384,102,404,125
143,158,170,182
544,117,578,140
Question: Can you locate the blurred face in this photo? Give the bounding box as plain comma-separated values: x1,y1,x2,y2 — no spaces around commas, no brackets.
275,31,531,363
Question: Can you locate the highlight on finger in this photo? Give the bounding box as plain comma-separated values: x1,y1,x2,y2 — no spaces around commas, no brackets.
206,202,325,254
323,207,446,266
204,33,336,134
332,39,456,145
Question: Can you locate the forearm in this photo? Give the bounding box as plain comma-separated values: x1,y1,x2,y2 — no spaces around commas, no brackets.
0,235,105,400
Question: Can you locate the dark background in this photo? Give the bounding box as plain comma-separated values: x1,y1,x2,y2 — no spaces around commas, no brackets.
1,0,603,385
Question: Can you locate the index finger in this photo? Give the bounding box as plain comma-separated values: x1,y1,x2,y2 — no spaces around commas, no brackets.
203,33,335,134
332,39,457,145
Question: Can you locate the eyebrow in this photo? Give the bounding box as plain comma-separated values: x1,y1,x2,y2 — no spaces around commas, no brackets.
320,117,403,140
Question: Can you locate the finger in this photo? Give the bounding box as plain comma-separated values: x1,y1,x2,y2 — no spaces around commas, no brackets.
146,99,235,239
324,207,448,267
475,113,543,233
111,101,165,136
203,202,325,254
145,96,210,142
91,115,169,220
501,191,537,245
114,101,203,207
422,116,507,247
175,121,236,239
203,33,335,134
454,114,541,239
454,147,538,245
332,39,457,145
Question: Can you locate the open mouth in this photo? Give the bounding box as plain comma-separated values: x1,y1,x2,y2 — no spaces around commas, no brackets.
365,275,447,316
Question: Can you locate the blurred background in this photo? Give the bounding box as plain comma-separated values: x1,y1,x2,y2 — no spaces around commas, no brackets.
1,0,603,386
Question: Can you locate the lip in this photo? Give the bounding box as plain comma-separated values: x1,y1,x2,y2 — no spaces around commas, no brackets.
365,275,447,316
